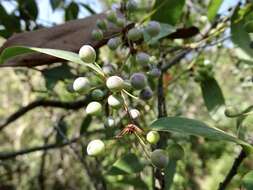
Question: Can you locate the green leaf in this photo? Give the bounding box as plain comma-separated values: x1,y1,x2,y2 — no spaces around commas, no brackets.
107,153,145,175
0,46,105,77
0,29,10,38
18,0,38,20
107,176,148,190
65,2,79,21
115,176,148,189
79,3,96,15
50,0,64,10
244,20,253,33
152,0,185,25
200,77,225,113
231,6,253,62
79,115,92,135
242,171,253,190
55,118,68,144
164,159,177,190
143,23,176,43
150,117,252,149
0,5,21,37
42,64,75,90
207,0,223,22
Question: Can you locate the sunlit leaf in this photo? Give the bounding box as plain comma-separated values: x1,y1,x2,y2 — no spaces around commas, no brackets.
150,117,252,150
0,46,105,77
231,6,253,62
152,0,185,25
207,0,223,22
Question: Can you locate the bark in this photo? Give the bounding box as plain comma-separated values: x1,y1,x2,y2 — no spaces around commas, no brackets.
0,13,124,67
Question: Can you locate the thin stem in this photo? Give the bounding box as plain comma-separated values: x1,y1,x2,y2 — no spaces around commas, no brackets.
218,149,247,190
122,89,138,100
121,90,135,123
134,132,151,160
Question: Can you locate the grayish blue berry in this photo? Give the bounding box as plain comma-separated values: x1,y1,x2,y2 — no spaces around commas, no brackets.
107,37,121,50
130,73,147,90
136,52,150,65
139,87,153,100
146,21,161,37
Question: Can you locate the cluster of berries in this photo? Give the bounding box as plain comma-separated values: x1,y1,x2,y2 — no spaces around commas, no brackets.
69,1,184,169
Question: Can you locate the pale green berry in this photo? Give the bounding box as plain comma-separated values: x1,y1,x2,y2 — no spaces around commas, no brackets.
167,144,184,161
104,116,115,127
73,77,90,93
224,106,238,117
106,76,124,92
151,149,169,169
199,15,208,23
130,73,147,90
107,37,121,50
129,109,140,119
204,59,211,65
86,101,102,115
174,39,183,46
146,131,160,144
126,0,137,12
106,11,117,23
127,28,143,41
91,89,104,101
79,45,96,63
107,94,122,109
87,139,105,156
92,29,103,41
116,18,125,27
136,52,150,65
146,21,161,37
96,19,107,30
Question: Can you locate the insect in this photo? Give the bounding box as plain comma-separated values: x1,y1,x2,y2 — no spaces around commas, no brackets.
116,123,143,138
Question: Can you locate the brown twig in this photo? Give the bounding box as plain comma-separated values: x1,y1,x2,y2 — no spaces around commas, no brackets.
161,48,192,72
0,136,80,160
0,128,108,160
38,130,54,190
0,97,90,131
